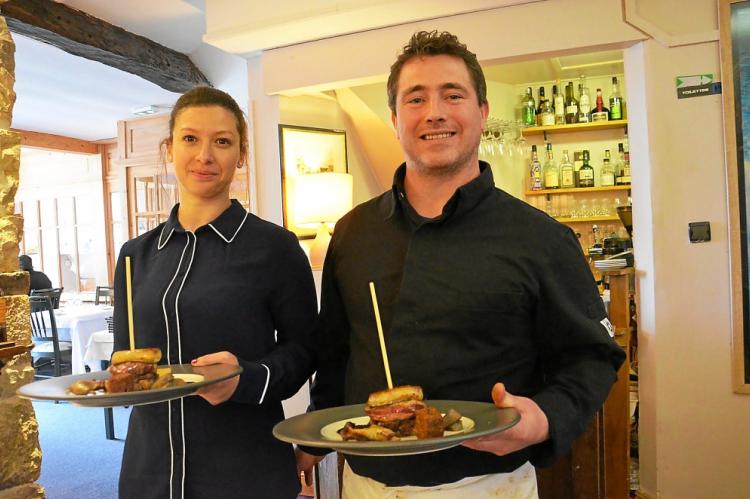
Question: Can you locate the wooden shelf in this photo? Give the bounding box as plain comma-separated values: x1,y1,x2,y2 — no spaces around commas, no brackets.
522,119,628,135
526,185,631,196
555,215,621,223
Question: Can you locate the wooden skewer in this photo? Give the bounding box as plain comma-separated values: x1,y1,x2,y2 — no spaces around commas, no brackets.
125,256,135,351
369,282,393,389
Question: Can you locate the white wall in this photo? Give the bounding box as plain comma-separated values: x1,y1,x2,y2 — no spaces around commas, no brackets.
626,37,749,498
191,43,250,114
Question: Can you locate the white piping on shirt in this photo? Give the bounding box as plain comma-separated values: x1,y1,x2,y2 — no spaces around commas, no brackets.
162,235,190,499
173,231,197,498
208,210,249,243
158,224,175,250
160,232,196,499
180,397,187,499
259,363,271,404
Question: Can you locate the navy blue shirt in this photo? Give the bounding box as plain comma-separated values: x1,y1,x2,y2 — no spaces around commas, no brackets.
307,163,625,486
113,200,317,499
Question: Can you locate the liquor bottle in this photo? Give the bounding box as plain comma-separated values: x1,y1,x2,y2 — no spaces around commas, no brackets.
615,143,626,184
559,149,575,189
622,140,632,185
609,77,623,120
543,143,559,189
577,75,591,123
565,82,579,124
554,81,566,125
591,88,609,122
529,145,543,190
600,149,615,186
536,87,546,126
573,150,584,186
578,150,595,187
540,99,555,126
522,87,536,127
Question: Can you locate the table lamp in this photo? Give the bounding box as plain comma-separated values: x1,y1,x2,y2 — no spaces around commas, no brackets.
294,172,353,269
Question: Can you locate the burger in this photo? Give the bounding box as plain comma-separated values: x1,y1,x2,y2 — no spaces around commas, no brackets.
105,348,162,393
364,385,426,437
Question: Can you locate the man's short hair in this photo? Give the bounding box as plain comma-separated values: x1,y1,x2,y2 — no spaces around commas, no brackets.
19,255,33,271
387,30,487,113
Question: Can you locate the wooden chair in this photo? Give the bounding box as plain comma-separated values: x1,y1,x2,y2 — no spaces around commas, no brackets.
29,295,71,378
95,286,114,306
31,287,64,309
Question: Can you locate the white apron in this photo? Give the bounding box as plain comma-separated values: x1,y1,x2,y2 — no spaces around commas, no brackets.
342,460,538,499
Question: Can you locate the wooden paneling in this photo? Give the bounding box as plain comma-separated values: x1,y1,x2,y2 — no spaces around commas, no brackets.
119,114,169,162
538,268,633,499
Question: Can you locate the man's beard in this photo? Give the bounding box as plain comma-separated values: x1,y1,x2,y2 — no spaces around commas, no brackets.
409,138,480,177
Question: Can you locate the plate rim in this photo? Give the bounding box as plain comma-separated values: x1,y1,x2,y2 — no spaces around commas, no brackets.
16,363,243,407
273,400,520,456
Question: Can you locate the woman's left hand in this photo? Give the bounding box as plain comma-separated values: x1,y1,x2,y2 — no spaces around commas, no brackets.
192,351,240,405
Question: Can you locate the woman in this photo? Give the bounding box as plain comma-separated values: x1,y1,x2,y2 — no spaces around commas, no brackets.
112,87,317,499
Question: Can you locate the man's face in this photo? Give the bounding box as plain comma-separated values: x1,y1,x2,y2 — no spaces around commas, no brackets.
391,54,488,176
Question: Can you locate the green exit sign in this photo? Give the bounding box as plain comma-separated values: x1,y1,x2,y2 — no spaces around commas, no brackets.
676,74,721,99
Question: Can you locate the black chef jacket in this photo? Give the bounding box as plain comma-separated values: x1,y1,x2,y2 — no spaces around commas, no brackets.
113,200,317,499
306,162,626,486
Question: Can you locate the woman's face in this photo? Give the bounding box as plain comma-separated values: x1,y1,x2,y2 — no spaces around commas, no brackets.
168,105,242,204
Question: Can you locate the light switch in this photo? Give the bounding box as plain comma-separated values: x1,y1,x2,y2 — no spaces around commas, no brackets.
688,221,711,243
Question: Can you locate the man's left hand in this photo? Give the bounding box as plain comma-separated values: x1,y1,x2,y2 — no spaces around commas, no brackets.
462,382,549,456
192,351,240,405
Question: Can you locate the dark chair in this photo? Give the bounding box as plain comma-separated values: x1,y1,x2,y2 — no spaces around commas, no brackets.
29,295,71,378
95,286,114,306
100,315,116,439
31,287,64,309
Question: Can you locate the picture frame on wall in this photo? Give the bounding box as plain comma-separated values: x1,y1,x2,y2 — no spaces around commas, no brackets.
278,125,348,239
720,0,750,393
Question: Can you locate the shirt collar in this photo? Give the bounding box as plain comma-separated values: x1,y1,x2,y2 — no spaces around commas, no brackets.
381,161,496,222
158,199,249,249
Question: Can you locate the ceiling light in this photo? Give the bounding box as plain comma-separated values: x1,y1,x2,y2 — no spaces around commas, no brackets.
131,105,159,116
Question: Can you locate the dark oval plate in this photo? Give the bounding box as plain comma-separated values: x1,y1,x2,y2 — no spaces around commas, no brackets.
16,363,242,408
273,400,520,456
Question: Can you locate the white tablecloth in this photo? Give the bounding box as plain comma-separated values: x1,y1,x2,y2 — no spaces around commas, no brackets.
83,330,114,369
54,304,113,374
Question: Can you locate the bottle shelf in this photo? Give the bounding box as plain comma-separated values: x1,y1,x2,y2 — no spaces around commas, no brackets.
526,185,631,196
522,119,628,135
554,215,621,223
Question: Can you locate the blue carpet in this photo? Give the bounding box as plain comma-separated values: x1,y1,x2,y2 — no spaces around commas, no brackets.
33,401,131,499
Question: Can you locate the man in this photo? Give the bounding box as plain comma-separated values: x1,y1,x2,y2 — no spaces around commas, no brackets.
296,31,625,498
19,254,52,293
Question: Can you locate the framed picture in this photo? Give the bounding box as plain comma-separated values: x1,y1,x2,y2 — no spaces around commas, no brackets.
279,125,348,239
720,0,750,393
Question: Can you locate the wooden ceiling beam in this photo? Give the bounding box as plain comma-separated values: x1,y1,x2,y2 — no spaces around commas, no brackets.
1,0,210,93
13,128,98,154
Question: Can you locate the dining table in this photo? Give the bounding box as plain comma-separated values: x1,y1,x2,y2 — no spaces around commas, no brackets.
54,303,114,375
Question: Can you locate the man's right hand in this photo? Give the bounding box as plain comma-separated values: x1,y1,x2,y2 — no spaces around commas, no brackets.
295,447,325,486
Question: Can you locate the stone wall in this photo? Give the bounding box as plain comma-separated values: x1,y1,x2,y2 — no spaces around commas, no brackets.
0,6,44,499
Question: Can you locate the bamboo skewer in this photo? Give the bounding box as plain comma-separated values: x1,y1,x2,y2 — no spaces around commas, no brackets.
369,282,393,389
125,256,135,351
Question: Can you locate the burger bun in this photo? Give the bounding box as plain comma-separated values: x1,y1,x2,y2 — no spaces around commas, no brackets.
111,347,162,365
366,385,423,408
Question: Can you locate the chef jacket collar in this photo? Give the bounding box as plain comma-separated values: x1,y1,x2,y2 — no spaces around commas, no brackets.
382,161,495,221
157,199,249,249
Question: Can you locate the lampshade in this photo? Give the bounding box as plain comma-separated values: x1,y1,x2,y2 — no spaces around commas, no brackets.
294,172,353,269
294,172,353,227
